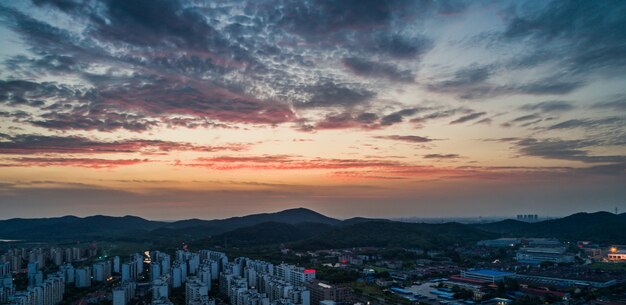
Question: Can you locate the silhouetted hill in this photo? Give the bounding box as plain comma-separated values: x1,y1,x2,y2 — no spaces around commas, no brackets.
341,217,389,226
0,208,341,241
474,219,532,233
293,221,497,250
0,215,165,240
3,209,624,245
474,212,626,243
152,208,341,239
195,222,334,247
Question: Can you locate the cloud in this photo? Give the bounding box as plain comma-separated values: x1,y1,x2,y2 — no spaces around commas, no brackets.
0,157,148,168
427,64,583,99
369,34,434,60
179,155,403,171
410,108,465,124
514,138,626,164
298,82,375,108
547,117,625,130
592,97,626,111
380,108,420,126
520,100,574,113
450,112,486,124
33,0,238,56
306,107,422,131
423,154,460,159
343,57,414,82
0,134,250,155
502,0,626,78
427,65,492,93
511,114,540,123
374,135,434,143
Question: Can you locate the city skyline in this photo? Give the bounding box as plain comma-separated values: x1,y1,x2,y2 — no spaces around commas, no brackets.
1,0,625,219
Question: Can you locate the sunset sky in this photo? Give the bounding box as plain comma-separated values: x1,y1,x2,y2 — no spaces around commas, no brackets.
0,0,625,220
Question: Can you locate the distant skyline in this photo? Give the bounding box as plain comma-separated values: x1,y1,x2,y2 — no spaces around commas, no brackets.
0,206,621,222
1,0,625,219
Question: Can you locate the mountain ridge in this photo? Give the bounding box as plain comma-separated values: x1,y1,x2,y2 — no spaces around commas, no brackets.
2,209,625,245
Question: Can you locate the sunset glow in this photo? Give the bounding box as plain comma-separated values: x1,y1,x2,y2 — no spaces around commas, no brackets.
0,0,625,219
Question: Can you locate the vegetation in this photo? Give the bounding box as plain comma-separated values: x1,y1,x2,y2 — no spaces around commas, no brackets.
313,266,361,284
475,211,626,243
292,221,496,250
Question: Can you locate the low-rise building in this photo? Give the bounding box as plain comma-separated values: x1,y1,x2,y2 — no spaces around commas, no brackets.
460,269,514,283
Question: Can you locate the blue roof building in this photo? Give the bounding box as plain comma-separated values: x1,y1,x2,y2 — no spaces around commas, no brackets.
460,269,514,283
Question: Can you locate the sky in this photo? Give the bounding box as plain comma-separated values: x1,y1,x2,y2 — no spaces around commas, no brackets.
0,0,625,220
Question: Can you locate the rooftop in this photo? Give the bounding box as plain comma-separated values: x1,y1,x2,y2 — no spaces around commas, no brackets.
465,269,514,276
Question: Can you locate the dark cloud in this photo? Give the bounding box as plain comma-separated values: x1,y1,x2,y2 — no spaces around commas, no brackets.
374,135,434,143
575,163,626,175
514,138,626,164
310,108,418,130
343,57,414,82
520,100,574,113
370,35,433,60
423,154,460,159
410,108,465,124
592,98,626,111
380,108,419,126
34,0,238,57
0,80,78,107
299,82,375,108
515,80,582,95
511,114,540,123
474,118,492,125
1,157,148,168
502,0,626,76
450,112,486,124
547,117,625,130
427,64,583,99
0,134,249,155
427,65,492,93
279,0,402,37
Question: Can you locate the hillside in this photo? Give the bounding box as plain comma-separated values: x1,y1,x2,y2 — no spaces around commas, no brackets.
3,209,624,245
195,222,335,247
0,215,165,240
293,221,497,250
0,208,342,241
474,212,626,243
151,208,341,240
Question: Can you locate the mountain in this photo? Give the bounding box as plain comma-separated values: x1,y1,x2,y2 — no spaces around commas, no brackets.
3,209,624,245
340,217,390,226
167,207,340,229
474,219,532,233
151,208,341,240
0,208,341,241
0,215,165,240
195,221,335,247
474,212,626,243
293,221,497,250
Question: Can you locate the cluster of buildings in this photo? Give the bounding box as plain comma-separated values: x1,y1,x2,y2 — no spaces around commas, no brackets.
0,246,96,305
396,266,621,304
0,244,131,305
107,249,319,305
514,239,575,265
1,246,92,276
1,256,66,305
515,215,539,222
1,271,65,305
478,237,626,264
0,245,328,305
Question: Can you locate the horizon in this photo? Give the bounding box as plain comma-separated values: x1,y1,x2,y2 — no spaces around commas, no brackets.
0,206,622,222
1,1,625,219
